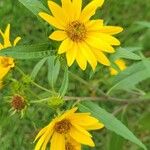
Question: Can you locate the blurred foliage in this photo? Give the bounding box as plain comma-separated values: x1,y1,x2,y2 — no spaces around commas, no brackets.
0,0,150,150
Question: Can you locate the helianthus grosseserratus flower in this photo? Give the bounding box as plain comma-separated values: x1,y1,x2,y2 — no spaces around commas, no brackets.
39,0,123,70
34,107,104,150
110,59,126,75
0,24,21,82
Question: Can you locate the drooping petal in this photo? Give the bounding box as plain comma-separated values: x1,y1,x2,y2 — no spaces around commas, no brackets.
50,132,65,150
99,26,123,35
76,46,87,70
86,36,115,53
79,42,97,70
79,0,104,22
48,1,68,27
39,12,65,30
72,0,82,20
58,38,73,54
13,36,21,46
72,124,92,137
66,43,77,66
69,126,95,147
93,50,110,66
34,123,54,150
49,31,67,41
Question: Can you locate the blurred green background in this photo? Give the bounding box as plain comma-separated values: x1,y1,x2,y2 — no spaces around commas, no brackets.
0,0,150,150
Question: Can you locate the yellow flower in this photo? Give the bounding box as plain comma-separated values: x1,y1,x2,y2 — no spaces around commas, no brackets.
39,0,123,70
110,59,126,75
0,24,21,82
34,107,104,150
65,136,81,150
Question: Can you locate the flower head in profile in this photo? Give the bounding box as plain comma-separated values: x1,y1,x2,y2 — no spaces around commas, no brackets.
110,59,126,75
0,24,21,82
34,107,104,150
39,0,123,70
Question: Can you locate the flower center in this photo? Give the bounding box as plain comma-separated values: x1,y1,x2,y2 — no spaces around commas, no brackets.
0,57,12,68
65,142,75,150
66,21,87,42
54,119,71,134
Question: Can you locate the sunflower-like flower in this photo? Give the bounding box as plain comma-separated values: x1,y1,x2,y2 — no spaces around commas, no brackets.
34,107,104,150
110,59,126,75
0,24,21,82
39,0,123,70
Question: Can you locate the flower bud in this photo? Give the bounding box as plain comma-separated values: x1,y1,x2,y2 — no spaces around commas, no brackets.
11,95,26,111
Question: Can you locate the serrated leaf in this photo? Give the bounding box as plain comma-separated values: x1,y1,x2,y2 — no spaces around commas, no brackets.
31,57,48,80
59,67,69,97
111,47,142,61
0,44,55,59
79,102,147,150
19,0,48,16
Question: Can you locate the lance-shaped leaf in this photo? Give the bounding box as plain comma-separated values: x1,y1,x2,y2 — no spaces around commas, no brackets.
79,102,147,150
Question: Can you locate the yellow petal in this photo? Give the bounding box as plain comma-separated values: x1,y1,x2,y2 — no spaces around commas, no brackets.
85,122,104,130
0,43,3,50
39,12,65,30
34,123,54,150
79,42,97,70
80,0,104,22
13,36,21,46
66,43,77,66
89,32,120,46
69,126,95,147
34,126,48,142
58,107,78,121
86,35,115,53
93,50,110,66
50,132,65,150
86,20,104,31
49,30,67,41
58,38,73,54
70,113,100,127
4,24,11,48
61,0,73,21
72,124,92,137
48,1,68,27
72,0,82,20
76,46,87,70
99,26,123,35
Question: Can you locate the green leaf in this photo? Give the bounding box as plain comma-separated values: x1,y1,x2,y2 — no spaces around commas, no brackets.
19,0,48,16
136,21,150,28
108,109,127,150
0,44,55,59
47,56,60,88
109,59,150,91
30,57,48,80
111,47,142,61
59,67,69,97
79,102,147,150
